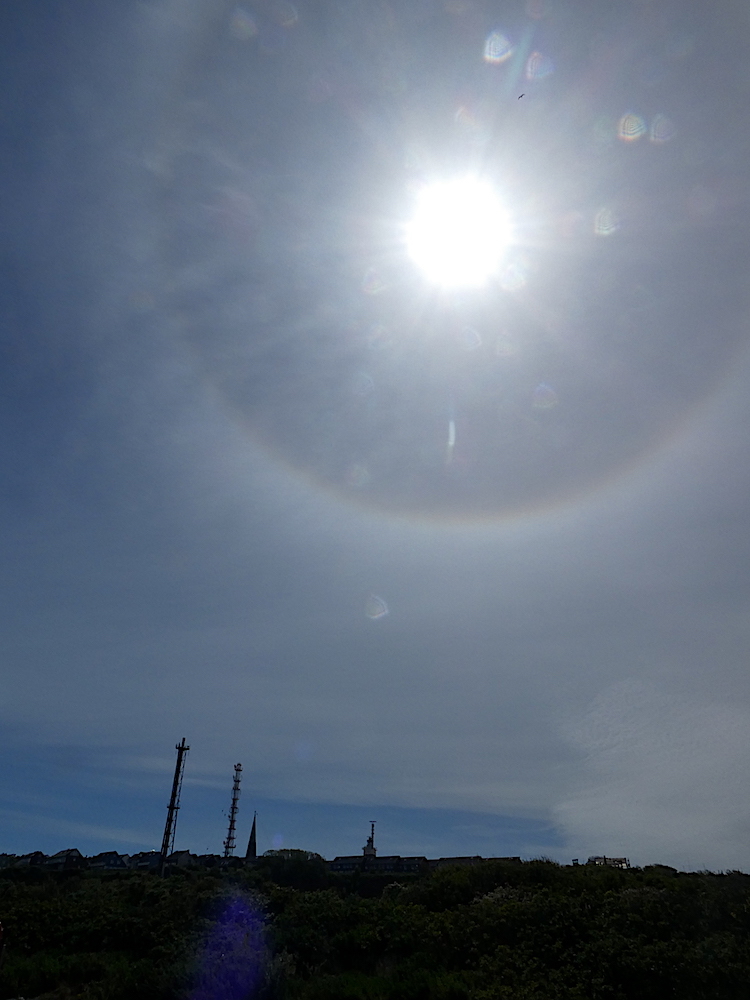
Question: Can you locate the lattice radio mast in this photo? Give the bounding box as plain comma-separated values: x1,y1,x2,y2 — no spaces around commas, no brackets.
223,762,242,857
159,737,189,875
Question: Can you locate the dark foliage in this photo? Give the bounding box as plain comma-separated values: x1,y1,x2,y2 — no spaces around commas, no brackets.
2,859,750,999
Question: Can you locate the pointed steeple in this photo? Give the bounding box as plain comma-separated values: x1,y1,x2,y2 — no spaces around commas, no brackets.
245,811,257,860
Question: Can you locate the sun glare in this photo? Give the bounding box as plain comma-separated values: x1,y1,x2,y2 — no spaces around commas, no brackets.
406,177,511,289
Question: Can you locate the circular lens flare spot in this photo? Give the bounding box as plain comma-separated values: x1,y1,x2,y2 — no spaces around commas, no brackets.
526,51,554,79
594,206,620,235
618,113,647,141
365,594,389,619
532,383,558,409
484,31,513,63
406,178,510,288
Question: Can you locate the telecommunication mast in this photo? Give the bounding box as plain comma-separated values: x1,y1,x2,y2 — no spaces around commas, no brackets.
159,737,189,875
223,763,242,857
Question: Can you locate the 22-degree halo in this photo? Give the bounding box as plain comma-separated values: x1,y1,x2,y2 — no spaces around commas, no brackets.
155,11,750,524
406,177,511,288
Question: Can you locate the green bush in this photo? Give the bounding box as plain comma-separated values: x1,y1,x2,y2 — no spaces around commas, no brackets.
3,862,750,999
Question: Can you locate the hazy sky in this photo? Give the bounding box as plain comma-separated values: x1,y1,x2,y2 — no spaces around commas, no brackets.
2,0,750,870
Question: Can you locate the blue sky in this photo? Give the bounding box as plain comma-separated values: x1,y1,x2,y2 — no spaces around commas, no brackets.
2,0,750,871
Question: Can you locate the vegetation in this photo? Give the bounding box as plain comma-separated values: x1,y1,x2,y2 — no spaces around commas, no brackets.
2,855,750,999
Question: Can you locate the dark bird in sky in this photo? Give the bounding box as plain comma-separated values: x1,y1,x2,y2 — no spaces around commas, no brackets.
518,93,525,99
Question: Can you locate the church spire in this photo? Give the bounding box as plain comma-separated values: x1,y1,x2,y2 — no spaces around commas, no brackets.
245,811,257,860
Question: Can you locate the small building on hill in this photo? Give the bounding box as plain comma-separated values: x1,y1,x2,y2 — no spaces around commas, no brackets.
195,854,221,868
587,856,630,869
15,851,46,867
44,849,87,871
89,852,130,870
327,824,521,874
427,856,521,870
428,856,484,869
328,854,428,873
167,850,197,867
129,851,161,870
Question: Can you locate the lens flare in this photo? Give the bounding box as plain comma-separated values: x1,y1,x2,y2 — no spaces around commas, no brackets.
406,177,511,289
455,106,491,144
526,0,551,18
459,325,482,350
650,113,676,144
229,7,258,39
594,206,620,235
500,254,529,291
618,113,647,141
362,267,387,294
274,1,298,27
484,31,513,64
188,891,267,1000
365,594,389,619
526,51,554,79
495,336,518,359
366,322,391,349
351,371,375,396
532,383,558,409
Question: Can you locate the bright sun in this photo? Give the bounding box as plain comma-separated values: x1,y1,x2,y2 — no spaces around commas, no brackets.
406,177,511,289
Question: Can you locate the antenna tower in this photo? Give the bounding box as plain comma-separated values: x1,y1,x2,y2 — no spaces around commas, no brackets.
363,820,377,858
223,763,242,857
159,737,189,875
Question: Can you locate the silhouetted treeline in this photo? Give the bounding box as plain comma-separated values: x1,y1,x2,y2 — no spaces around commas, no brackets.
2,855,750,999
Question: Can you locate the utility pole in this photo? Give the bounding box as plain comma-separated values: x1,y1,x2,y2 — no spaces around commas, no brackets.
159,737,189,876
223,763,242,857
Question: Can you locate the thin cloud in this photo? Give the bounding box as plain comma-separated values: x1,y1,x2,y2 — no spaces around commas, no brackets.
555,680,750,870
0,809,156,849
